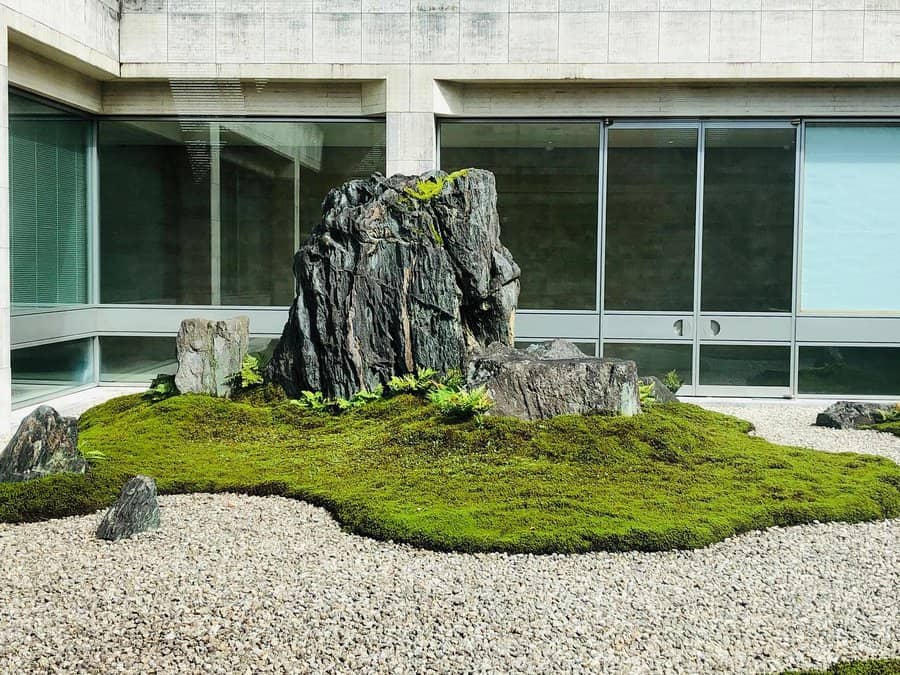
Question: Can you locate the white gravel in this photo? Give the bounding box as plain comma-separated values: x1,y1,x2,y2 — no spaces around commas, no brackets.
0,399,898,674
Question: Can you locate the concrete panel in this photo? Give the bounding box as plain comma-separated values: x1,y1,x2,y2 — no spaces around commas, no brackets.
168,13,216,62
266,0,313,9
217,13,266,63
661,0,711,9
659,11,711,62
763,0,812,8
8,46,103,113
411,12,460,63
510,0,560,9
813,0,863,7
709,11,761,60
313,13,363,63
609,11,660,62
711,0,760,8
761,11,812,61
363,0,412,9
264,13,313,62
412,0,461,8
122,0,168,11
460,12,510,63
864,11,900,60
812,10,863,60
609,0,659,9
509,12,559,62
560,0,607,7
170,0,215,11
462,0,511,8
120,13,168,63
362,12,412,62
559,12,609,62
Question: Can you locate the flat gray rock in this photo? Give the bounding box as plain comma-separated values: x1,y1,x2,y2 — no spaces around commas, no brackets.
0,406,83,482
175,316,249,397
96,475,161,542
815,401,894,430
467,340,640,420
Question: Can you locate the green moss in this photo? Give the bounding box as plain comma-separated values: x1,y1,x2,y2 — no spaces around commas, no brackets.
782,658,900,675
403,169,469,202
2,395,899,554
869,420,900,437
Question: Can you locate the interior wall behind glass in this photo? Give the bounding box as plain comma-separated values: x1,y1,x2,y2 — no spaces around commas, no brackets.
801,125,900,313
9,92,90,312
100,120,385,306
440,122,599,310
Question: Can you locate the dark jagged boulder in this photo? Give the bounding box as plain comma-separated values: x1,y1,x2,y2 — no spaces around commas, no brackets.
96,475,161,541
267,169,520,399
815,401,894,430
0,406,83,482
467,340,640,420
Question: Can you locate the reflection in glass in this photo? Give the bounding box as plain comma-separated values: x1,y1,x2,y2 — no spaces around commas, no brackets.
702,128,795,313
605,128,697,311
9,93,90,312
441,122,600,310
603,342,693,386
99,120,385,305
515,341,597,356
699,344,790,387
801,125,900,312
12,339,93,406
798,346,900,396
100,336,176,383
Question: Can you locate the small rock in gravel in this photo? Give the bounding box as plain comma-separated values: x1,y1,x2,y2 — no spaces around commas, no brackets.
96,475,161,541
815,400,895,430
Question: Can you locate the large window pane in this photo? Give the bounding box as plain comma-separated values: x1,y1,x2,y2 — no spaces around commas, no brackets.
798,346,900,396
100,120,385,306
702,128,795,313
801,125,900,313
9,93,89,312
603,342,693,385
12,339,93,406
440,122,599,310
605,128,697,311
699,344,790,387
99,336,175,383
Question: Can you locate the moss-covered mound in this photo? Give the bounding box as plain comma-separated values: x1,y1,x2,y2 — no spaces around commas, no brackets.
868,420,900,438
2,394,899,554
783,658,900,675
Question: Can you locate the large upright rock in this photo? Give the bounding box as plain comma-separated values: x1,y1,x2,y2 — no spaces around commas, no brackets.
96,476,161,541
467,340,641,420
175,316,249,397
267,170,520,399
0,406,84,482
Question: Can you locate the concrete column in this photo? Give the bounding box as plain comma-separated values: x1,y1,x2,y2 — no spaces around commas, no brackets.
386,111,436,176
0,25,11,432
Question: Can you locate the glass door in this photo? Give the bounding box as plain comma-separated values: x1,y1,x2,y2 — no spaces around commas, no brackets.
695,124,796,396
602,122,798,397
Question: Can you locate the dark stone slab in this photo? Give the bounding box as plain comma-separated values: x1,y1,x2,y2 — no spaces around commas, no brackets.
467,340,640,420
815,401,894,430
267,169,520,399
96,475,161,541
0,406,83,483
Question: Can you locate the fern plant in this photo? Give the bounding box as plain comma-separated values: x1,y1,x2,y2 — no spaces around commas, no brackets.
228,353,265,390
387,367,440,395
663,369,684,394
144,374,178,402
427,385,493,420
639,381,656,406
78,442,107,464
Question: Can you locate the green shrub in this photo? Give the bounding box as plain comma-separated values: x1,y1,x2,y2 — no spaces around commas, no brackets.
427,385,493,420
144,374,178,402
290,386,384,414
639,381,656,406
228,353,266,391
663,369,684,394
387,367,440,395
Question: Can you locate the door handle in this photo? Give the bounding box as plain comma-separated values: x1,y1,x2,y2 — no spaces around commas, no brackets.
673,319,683,336
709,319,721,336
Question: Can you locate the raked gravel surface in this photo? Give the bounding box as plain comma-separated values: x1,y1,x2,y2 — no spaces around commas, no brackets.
0,401,898,674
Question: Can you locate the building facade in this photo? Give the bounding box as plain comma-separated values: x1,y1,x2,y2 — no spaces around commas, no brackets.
1,0,899,425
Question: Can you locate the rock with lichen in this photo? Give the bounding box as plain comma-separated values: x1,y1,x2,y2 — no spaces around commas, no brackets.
267,169,520,399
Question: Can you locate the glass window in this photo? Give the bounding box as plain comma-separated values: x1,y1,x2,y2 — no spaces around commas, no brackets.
99,336,176,383
605,128,698,312
515,341,597,356
603,342,693,385
440,122,600,310
99,120,385,306
12,339,94,406
702,128,795,313
798,346,900,396
9,92,90,313
801,125,900,313
699,344,790,387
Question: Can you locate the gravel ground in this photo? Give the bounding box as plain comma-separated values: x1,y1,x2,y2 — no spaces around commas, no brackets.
0,399,898,674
